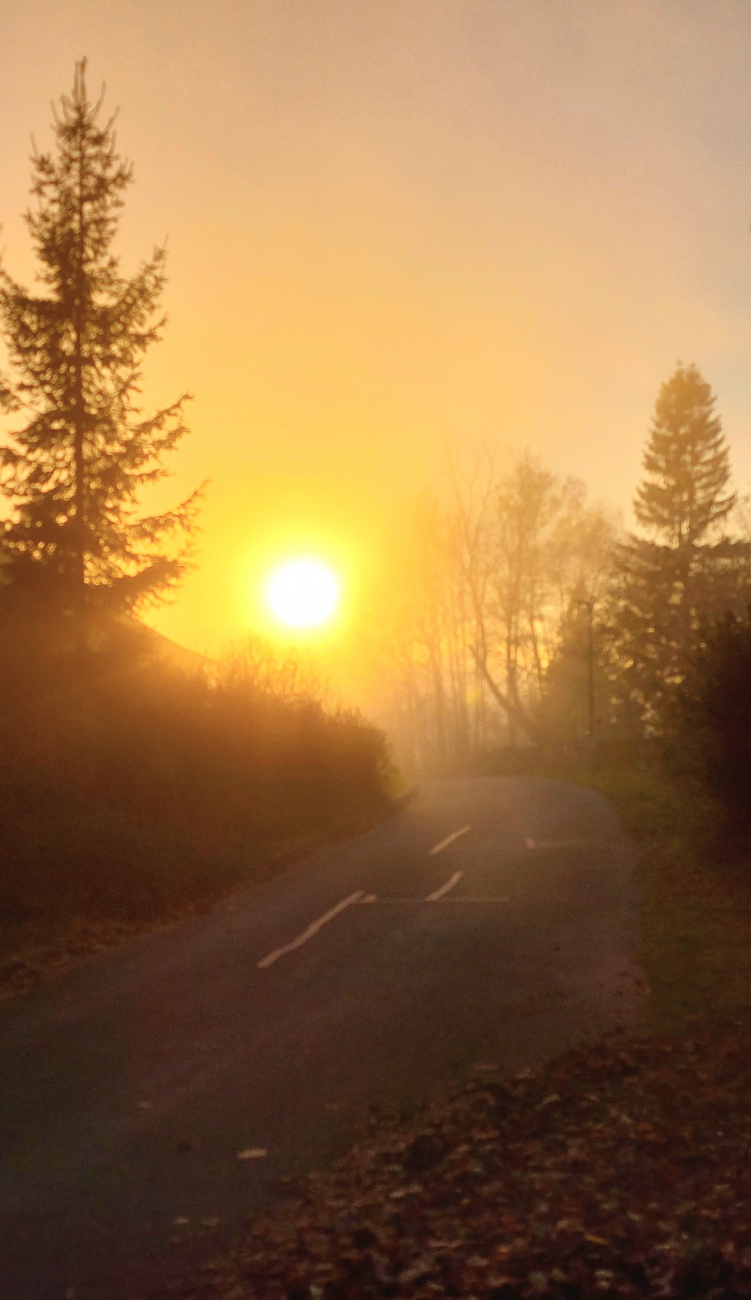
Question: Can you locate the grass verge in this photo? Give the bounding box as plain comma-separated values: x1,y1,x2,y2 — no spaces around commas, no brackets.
578,762,751,1037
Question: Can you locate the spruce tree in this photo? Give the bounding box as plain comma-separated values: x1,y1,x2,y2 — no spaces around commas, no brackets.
634,362,736,548
610,363,751,722
0,60,201,624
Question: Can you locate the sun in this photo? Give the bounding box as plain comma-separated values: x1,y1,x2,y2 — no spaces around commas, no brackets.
264,558,341,631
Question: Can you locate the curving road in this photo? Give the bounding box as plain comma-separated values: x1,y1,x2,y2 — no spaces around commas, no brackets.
0,776,645,1299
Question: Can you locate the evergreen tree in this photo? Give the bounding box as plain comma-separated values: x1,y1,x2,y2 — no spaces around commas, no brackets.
0,60,202,623
609,363,751,722
634,362,735,544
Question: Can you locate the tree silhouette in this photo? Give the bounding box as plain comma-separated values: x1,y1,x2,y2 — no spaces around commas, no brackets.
635,363,735,544
610,363,751,721
665,608,751,845
0,60,202,625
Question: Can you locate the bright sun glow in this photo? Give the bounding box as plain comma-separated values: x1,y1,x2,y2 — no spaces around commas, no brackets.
265,558,341,630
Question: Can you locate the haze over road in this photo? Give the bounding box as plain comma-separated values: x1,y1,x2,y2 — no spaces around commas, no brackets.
0,776,644,1300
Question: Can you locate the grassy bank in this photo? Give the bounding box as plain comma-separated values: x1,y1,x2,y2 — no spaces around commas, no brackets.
578,762,751,1036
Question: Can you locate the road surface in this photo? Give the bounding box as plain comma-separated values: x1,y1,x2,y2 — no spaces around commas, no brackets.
0,776,645,1299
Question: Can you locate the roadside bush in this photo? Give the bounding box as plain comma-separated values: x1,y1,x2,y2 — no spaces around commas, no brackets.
662,608,751,850
0,618,395,921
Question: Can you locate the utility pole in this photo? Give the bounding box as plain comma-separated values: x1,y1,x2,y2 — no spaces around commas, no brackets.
577,599,595,760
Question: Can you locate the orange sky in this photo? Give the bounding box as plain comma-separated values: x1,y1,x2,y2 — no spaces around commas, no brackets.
3,1,751,654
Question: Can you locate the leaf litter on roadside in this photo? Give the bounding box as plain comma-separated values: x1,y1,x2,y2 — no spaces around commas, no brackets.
153,1032,751,1299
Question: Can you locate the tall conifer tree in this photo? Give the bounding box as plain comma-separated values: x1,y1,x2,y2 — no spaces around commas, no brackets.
634,362,735,547
609,363,751,722
0,61,201,621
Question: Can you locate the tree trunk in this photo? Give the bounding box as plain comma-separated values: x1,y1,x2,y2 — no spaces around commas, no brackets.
73,128,87,606
470,643,539,744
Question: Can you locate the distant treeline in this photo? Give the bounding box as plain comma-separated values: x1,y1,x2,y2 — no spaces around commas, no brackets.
366,364,751,774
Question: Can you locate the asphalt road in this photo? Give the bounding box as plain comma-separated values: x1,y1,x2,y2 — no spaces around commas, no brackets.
0,776,645,1300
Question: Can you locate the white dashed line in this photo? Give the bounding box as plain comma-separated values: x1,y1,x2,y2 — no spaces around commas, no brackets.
428,824,471,856
525,837,592,850
425,870,463,902
439,896,510,903
257,891,364,969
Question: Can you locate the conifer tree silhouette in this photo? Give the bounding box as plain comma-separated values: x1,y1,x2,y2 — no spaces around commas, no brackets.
611,363,751,719
635,362,735,546
0,60,202,625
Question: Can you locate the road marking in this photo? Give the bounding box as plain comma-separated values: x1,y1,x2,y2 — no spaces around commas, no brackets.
525,837,594,849
439,896,510,903
357,894,509,905
429,824,471,855
257,892,364,969
425,870,463,902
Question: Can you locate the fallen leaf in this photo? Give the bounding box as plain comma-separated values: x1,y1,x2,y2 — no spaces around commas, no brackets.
237,1147,268,1160
149,1031,751,1300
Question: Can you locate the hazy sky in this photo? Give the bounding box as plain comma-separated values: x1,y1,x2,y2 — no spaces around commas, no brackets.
3,1,751,651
